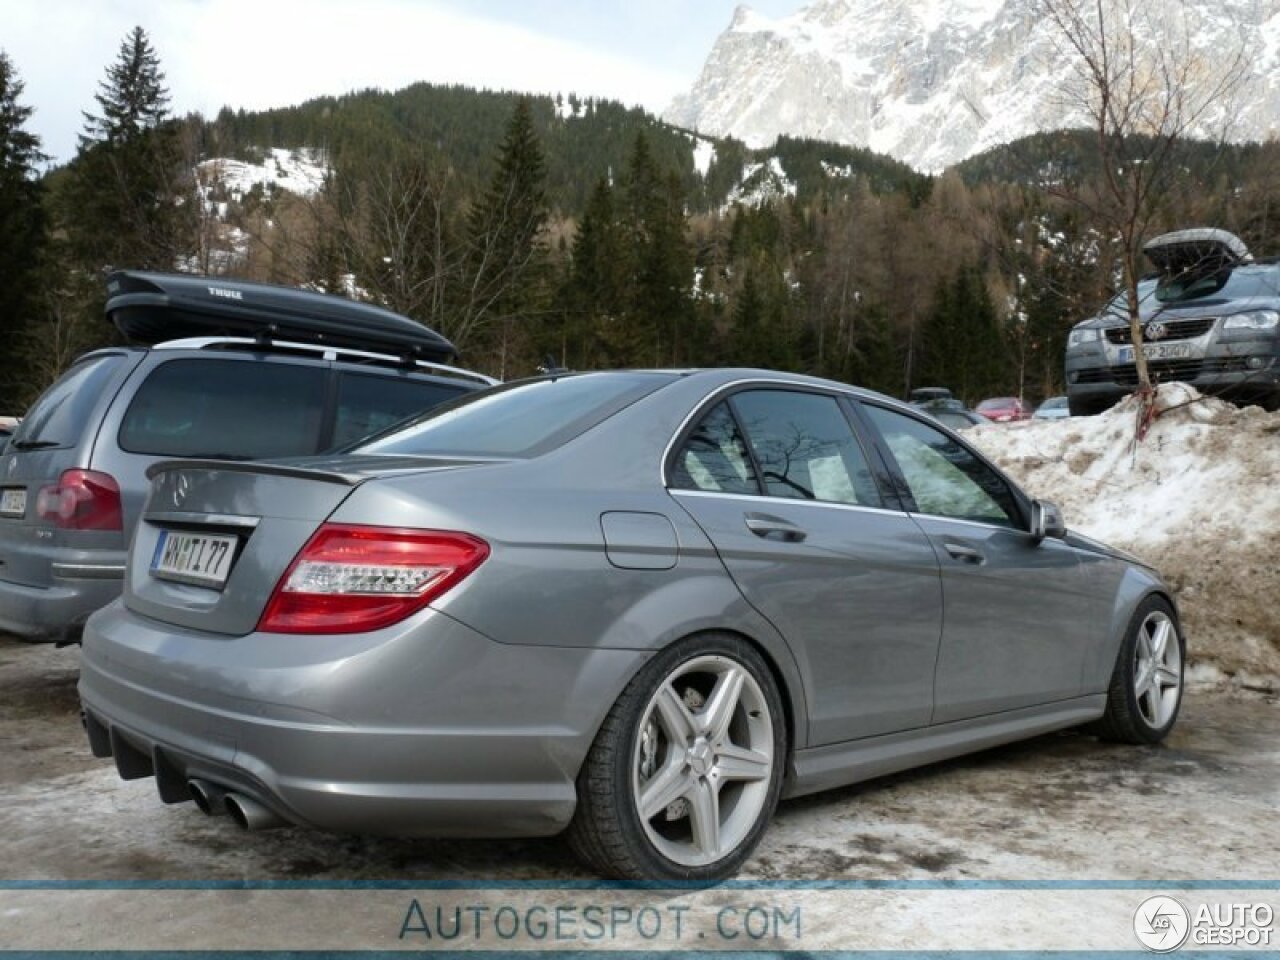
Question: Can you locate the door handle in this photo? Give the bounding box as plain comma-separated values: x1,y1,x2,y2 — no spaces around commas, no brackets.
943,541,984,564
744,513,807,542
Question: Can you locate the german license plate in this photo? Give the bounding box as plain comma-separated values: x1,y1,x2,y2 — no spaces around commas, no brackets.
150,530,238,588
1118,343,1191,363
0,488,26,517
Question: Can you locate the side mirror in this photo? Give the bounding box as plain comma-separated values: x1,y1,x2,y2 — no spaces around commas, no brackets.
1029,499,1067,542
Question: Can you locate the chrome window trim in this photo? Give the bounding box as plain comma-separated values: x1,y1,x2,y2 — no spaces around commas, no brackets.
668,488,906,520
144,511,261,530
904,511,1023,535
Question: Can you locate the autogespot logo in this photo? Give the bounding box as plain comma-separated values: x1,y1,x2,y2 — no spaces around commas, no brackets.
1134,896,1191,952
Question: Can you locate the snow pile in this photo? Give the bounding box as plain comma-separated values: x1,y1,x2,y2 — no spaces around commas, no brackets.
196,148,328,202
967,384,1280,687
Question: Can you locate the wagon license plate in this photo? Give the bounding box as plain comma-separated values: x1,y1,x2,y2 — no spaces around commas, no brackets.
1118,342,1191,363
150,530,238,588
0,488,26,517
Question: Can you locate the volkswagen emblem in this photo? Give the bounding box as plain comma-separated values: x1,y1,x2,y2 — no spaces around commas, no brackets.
1145,321,1168,341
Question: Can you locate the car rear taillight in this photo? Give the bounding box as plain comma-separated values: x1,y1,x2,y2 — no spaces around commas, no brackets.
257,523,490,635
36,470,123,531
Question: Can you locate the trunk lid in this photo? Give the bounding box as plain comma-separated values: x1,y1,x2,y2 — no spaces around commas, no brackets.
126,456,491,635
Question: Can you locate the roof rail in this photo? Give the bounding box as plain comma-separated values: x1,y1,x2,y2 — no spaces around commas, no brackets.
153,336,499,387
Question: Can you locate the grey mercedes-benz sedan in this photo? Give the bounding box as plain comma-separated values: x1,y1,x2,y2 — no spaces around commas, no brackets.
79,369,1184,881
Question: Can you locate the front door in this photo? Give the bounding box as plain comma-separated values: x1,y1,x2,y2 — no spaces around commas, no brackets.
858,403,1097,723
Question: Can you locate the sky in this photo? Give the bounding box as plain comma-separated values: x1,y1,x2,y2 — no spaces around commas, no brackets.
2,0,804,165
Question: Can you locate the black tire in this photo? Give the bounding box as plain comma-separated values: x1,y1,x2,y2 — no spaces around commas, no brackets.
567,632,787,882
1089,595,1184,745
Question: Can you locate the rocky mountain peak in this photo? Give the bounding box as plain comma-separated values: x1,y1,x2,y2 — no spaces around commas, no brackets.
666,0,1280,172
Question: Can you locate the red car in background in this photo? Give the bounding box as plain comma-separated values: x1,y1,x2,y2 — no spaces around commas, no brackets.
975,396,1032,422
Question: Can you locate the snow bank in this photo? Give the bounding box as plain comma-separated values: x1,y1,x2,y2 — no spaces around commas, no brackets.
196,148,328,201
967,384,1280,686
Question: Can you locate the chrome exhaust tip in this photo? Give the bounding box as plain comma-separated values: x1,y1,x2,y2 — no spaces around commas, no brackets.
187,778,227,816
224,793,286,831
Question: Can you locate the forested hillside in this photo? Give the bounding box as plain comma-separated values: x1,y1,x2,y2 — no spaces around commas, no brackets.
5,27,1280,413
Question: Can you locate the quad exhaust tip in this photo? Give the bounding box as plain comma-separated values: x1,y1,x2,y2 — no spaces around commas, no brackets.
186,779,227,816
224,792,286,831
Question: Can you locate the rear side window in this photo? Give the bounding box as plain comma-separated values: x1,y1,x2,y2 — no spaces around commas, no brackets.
732,390,882,506
11,355,126,450
357,372,674,458
329,373,466,451
669,402,759,495
119,358,326,459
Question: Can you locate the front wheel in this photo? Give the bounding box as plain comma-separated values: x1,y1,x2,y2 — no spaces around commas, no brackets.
567,633,786,881
1091,597,1184,744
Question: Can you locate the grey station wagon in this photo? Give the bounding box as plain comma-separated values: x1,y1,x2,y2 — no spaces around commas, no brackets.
79,369,1184,881
1066,228,1280,415
0,272,492,644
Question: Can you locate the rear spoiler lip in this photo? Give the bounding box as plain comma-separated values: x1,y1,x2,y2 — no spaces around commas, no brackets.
146,458,362,486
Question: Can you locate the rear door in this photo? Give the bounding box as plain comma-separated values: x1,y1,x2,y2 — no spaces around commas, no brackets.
856,402,1097,722
668,386,943,745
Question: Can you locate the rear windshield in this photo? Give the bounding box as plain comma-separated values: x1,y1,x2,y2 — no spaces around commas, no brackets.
355,372,676,458
119,358,327,459
11,354,127,450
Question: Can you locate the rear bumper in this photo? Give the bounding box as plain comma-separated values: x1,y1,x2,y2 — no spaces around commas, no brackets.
78,601,648,838
0,570,123,643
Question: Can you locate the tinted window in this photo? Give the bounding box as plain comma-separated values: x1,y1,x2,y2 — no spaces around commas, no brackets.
732,390,882,506
1154,263,1280,303
119,359,326,458
669,402,759,495
356,372,674,458
864,405,1019,527
330,373,465,450
11,355,125,449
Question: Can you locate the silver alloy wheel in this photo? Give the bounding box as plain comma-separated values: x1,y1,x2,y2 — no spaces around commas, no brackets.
1133,610,1181,728
631,654,774,868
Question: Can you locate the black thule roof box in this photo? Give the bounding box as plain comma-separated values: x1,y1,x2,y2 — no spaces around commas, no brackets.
105,271,458,363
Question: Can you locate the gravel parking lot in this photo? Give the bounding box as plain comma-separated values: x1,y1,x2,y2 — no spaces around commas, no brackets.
3,633,1277,885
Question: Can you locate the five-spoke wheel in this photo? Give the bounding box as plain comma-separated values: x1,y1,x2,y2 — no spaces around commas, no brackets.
1092,596,1184,744
568,634,785,881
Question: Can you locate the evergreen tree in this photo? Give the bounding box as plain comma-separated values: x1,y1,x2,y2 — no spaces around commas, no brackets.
63,26,186,271
79,26,170,148
0,51,48,407
621,133,695,365
459,97,549,367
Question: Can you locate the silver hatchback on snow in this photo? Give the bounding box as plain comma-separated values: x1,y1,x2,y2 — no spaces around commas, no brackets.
80,369,1185,880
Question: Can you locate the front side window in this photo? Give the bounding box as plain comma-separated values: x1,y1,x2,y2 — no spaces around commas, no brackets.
119,358,326,459
863,404,1019,527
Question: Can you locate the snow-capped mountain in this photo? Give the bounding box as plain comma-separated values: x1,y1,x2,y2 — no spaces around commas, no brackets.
666,0,1280,172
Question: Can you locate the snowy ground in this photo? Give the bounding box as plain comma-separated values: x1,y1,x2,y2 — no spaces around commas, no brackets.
1,635,1275,887
966,385,1280,688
